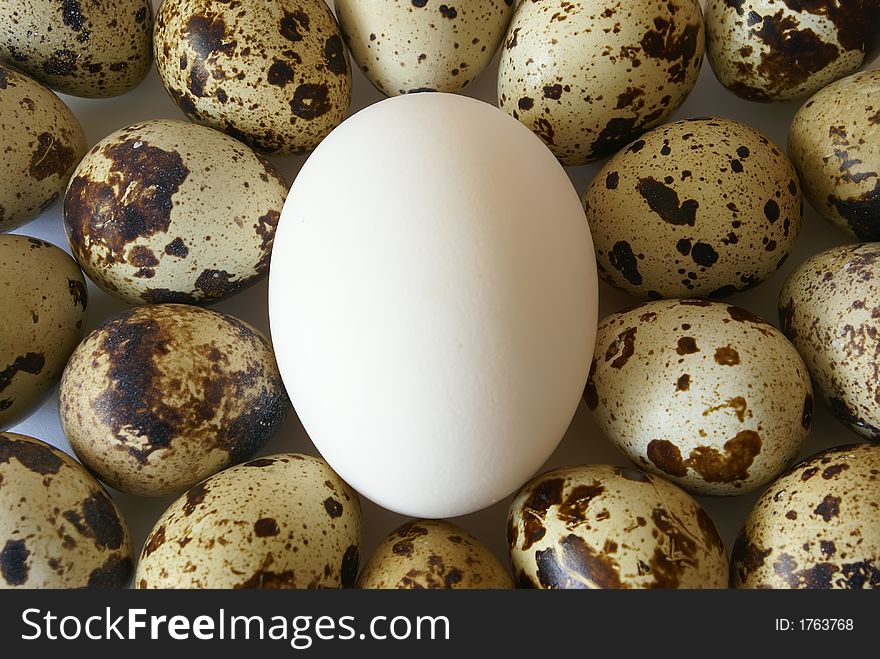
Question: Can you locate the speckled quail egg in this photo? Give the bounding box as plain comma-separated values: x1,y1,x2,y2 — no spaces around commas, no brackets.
788,70,880,240
154,0,351,155
0,432,133,588
336,0,513,96
0,64,86,232
705,0,876,102
0,235,87,430
59,304,288,497
780,243,880,441
584,118,802,299
497,0,704,165
585,299,813,495
508,464,728,589
136,453,361,589
731,443,879,589
357,519,514,589
63,119,287,305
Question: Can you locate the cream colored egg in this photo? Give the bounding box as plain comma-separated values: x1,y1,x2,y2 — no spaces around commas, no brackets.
154,0,351,155
780,243,880,441
0,235,87,429
498,0,704,165
59,304,289,497
0,0,152,98
336,0,513,96
0,432,133,588
705,0,875,102
0,64,86,232
788,70,880,240
508,465,728,589
585,117,802,299
731,443,879,589
136,453,361,589
357,519,513,589
63,119,287,305
585,299,813,495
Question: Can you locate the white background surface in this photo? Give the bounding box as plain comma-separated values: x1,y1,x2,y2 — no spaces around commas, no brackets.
7,0,880,581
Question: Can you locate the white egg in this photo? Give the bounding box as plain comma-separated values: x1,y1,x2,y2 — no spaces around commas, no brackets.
269,93,597,518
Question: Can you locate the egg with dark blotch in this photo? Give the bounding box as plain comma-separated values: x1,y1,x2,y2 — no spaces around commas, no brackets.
63,119,288,305
584,117,802,299
779,243,880,442
585,299,812,495
705,0,876,102
58,304,289,497
0,64,86,232
497,0,704,165
508,465,728,589
0,0,153,98
136,453,361,589
0,432,133,589
356,519,514,589
0,235,87,430
788,70,880,240
154,0,351,155
731,443,879,589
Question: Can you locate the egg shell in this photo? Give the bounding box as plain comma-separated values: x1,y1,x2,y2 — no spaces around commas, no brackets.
779,243,880,441
0,432,133,588
356,519,513,589
136,453,361,589
497,0,704,165
336,0,513,96
705,0,874,102
584,117,802,299
0,64,86,232
269,92,598,518
0,0,153,98
63,119,288,305
731,443,879,589
788,69,880,240
0,235,87,429
59,304,289,497
154,0,351,155
585,299,813,495
508,464,729,589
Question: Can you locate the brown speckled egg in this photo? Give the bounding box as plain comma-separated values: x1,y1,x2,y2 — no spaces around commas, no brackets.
508,465,728,588
497,0,704,165
584,117,802,299
731,443,879,589
0,235,87,429
788,70,880,240
780,243,880,441
336,0,513,96
154,0,351,155
0,0,153,98
63,119,287,305
136,453,361,589
0,64,86,232
0,432,133,588
59,304,289,497
705,0,875,102
585,299,812,495
357,519,513,589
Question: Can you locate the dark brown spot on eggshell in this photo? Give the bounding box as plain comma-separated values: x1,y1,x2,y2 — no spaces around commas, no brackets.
604,327,637,369
608,241,642,286
535,535,623,589
0,353,46,393
290,83,331,119
755,12,840,93
143,524,166,557
828,181,880,241
29,132,77,181
714,346,740,365
649,431,762,483
0,432,62,475
583,359,599,410
62,491,125,550
637,177,699,226
558,482,605,524
87,554,133,588
521,477,564,550
341,544,359,587
813,494,841,522
324,35,348,76
254,518,280,537
0,539,30,586
676,337,698,355
323,497,343,518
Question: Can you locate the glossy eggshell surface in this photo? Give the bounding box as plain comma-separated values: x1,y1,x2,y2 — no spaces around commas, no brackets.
59,304,288,497
584,117,802,299
585,299,813,495
498,0,704,164
731,443,879,589
0,432,133,588
135,453,361,589
508,465,728,589
63,119,288,305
